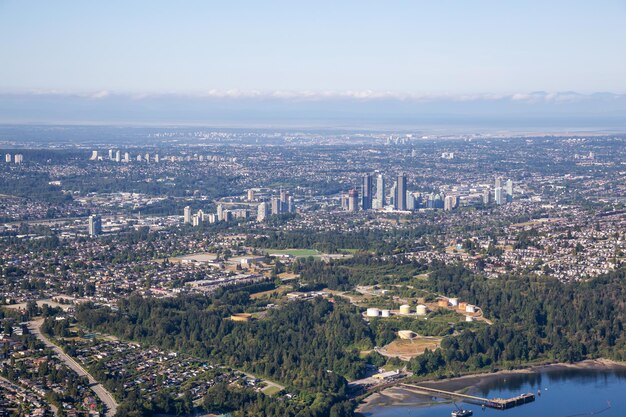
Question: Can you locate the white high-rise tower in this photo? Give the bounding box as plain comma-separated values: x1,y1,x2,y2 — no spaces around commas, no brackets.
375,174,385,208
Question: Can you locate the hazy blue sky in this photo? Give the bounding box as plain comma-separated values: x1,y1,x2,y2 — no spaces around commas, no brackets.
2,1,626,127
2,0,626,95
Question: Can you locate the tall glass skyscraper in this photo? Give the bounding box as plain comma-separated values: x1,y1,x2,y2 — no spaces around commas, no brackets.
361,173,373,210
395,173,407,210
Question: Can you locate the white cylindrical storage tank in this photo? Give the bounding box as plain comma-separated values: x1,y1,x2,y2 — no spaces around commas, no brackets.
366,308,380,317
381,309,390,317
449,298,458,307
399,304,411,315
465,315,474,322
465,304,476,313
415,304,427,316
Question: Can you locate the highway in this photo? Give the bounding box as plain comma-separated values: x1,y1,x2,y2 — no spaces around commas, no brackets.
28,319,118,417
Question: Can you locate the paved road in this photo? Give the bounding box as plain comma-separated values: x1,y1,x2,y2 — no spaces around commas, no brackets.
28,319,118,417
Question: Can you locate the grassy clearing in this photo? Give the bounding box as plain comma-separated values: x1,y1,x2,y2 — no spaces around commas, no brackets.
384,337,441,358
414,273,430,281
249,285,292,299
265,249,320,257
262,385,282,396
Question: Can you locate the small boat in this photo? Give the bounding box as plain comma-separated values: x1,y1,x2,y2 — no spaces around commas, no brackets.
451,409,473,417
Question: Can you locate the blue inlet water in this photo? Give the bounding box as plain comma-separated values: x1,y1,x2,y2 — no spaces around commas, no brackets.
366,368,626,417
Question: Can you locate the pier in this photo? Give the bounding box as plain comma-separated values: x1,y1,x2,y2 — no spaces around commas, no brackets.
400,383,535,409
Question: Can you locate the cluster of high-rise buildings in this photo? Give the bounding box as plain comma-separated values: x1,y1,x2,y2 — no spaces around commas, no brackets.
256,190,295,222
184,206,211,226
343,174,514,212
183,205,236,226
89,149,160,163
179,174,515,227
342,173,434,212
183,189,296,227
489,177,514,205
5,153,23,164
342,173,409,212
89,149,238,163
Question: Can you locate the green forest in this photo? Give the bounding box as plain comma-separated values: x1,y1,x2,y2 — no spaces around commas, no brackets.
66,259,626,417
69,294,367,417
245,226,440,254
410,263,626,375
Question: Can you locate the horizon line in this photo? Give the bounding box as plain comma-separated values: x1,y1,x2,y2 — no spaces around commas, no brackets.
2,89,626,103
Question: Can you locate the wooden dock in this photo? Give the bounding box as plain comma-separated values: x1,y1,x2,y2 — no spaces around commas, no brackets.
400,383,535,409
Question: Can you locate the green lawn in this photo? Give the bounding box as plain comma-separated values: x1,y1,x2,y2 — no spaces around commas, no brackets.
265,249,320,257
262,385,283,396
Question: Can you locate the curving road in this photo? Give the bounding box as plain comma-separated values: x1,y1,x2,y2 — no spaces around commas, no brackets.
28,319,118,417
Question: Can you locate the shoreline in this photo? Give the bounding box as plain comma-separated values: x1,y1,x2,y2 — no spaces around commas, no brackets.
355,358,626,414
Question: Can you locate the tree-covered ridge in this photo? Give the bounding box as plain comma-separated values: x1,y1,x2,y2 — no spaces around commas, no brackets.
73,295,368,416
411,264,626,375
71,260,626,415
76,296,371,393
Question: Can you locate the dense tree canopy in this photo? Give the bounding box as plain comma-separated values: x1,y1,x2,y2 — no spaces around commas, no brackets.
411,264,626,375
70,261,626,416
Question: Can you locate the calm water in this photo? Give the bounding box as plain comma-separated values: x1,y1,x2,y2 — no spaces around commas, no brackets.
366,368,626,417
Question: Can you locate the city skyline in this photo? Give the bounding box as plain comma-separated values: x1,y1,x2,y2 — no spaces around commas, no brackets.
1,125,624,417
